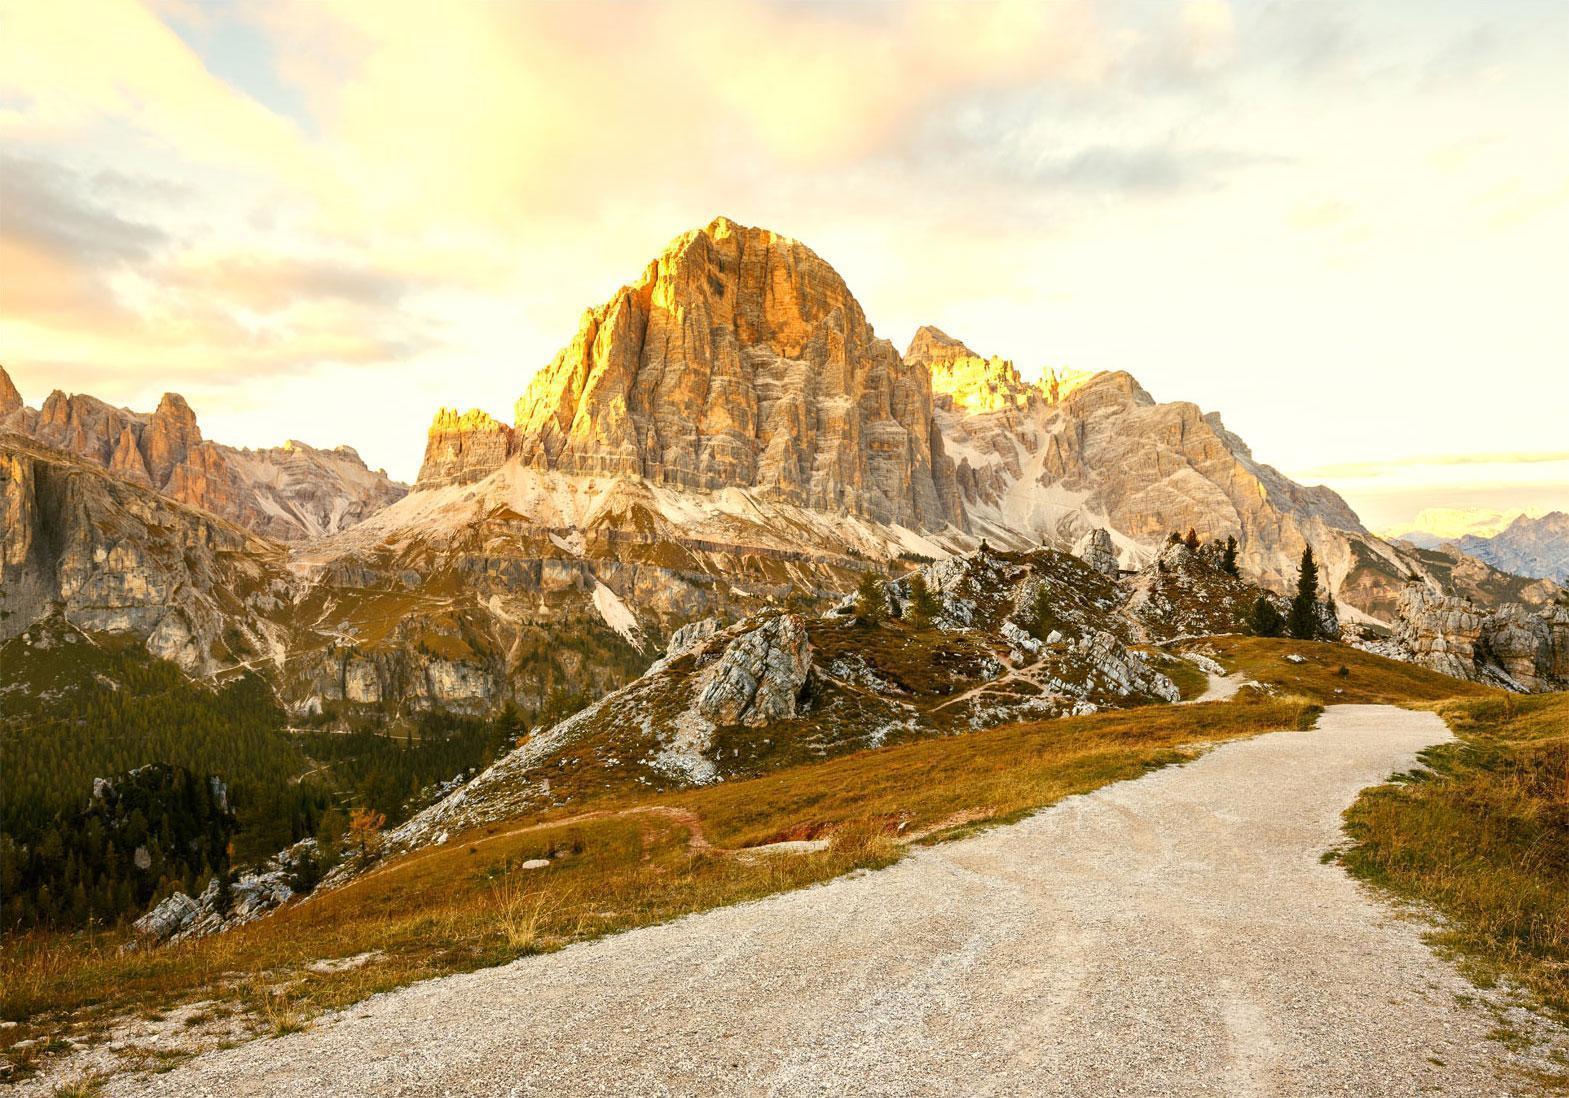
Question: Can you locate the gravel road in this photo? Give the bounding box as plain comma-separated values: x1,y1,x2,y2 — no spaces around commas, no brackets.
115,705,1552,1097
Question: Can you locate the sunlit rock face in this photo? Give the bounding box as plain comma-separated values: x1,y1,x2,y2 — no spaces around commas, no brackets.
416,408,515,489
501,218,963,530
1385,583,1569,691
0,436,291,673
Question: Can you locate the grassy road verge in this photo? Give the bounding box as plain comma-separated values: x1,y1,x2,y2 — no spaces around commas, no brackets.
1338,692,1569,1023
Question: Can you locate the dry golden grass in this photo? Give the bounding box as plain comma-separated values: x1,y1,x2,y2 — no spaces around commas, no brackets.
1195,635,1499,706
0,692,1315,1062
1338,692,1569,1022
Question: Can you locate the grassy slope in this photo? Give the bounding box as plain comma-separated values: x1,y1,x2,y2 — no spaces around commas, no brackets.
1338,692,1569,1022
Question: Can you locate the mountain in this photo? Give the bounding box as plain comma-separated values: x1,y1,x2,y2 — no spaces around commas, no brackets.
1450,511,1569,585
3,219,1563,721
0,365,407,541
1382,506,1547,545
417,218,961,530
360,219,1550,636
0,435,292,676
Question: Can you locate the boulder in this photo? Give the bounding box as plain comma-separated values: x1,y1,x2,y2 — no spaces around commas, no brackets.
132,891,198,944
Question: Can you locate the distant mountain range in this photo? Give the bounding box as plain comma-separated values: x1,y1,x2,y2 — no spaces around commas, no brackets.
1449,512,1569,585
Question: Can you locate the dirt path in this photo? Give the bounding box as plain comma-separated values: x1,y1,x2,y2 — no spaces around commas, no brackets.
1188,670,1253,703
114,706,1559,1097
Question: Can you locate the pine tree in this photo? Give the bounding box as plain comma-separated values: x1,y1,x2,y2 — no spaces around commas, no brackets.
906,573,940,628
854,572,887,627
1246,596,1285,637
1221,535,1239,576
1025,583,1060,642
1184,528,1200,552
1288,545,1320,640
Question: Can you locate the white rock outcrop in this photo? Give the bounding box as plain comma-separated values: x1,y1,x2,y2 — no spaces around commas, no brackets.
696,614,813,727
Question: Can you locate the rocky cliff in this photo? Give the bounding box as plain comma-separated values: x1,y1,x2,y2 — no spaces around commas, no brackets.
0,366,406,541
0,436,292,675
1364,583,1569,692
910,328,1543,624
413,219,962,531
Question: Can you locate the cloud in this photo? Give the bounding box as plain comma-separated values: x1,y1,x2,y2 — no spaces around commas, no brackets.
1304,452,1569,478
0,154,169,266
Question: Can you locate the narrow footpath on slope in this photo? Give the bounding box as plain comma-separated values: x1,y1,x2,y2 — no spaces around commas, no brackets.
115,705,1562,1097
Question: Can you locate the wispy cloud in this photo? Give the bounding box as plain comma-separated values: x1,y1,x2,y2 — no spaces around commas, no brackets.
1303,452,1569,478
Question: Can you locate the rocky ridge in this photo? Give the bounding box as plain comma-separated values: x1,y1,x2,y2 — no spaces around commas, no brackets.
1,365,406,541
1360,583,1569,692
4,218,1562,731
1450,511,1569,586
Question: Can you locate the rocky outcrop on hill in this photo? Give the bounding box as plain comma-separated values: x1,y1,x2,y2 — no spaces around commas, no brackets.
416,408,515,489
0,366,405,541
133,839,325,946
695,614,811,727
1073,527,1119,577
1373,584,1569,691
1120,540,1279,642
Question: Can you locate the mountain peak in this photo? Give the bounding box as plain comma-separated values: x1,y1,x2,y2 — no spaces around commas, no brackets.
0,364,21,416
904,325,979,367
493,219,962,529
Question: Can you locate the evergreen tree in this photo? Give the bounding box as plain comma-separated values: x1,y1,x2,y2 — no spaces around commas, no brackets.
1184,528,1200,552
1166,531,1183,546
1288,545,1320,639
854,572,887,627
1025,583,1060,642
1221,535,1239,576
1246,596,1285,637
906,574,940,628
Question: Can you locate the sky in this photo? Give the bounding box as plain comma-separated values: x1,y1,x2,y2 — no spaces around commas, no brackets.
2,0,1566,533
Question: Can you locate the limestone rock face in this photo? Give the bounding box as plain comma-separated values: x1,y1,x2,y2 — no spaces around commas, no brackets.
416,408,515,489
505,219,962,530
1073,528,1119,577
218,441,408,539
0,437,293,674
2,369,405,540
910,326,1508,621
1481,603,1569,692
696,613,812,727
666,616,722,659
0,364,24,420
1384,584,1569,690
1393,586,1485,681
